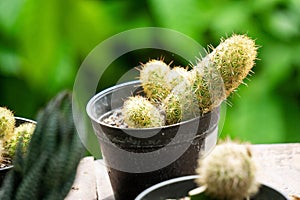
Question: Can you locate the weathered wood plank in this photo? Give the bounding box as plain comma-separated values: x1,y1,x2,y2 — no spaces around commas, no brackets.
251,143,300,197
65,156,97,200
95,160,114,200
67,143,300,199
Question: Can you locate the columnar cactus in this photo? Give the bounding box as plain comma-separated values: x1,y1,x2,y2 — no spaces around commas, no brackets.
0,91,84,200
192,34,257,113
122,96,165,128
195,140,259,200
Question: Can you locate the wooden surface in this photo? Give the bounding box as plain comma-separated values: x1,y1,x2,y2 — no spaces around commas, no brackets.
65,143,300,200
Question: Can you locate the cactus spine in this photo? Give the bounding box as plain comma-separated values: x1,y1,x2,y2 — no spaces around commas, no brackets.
195,140,259,200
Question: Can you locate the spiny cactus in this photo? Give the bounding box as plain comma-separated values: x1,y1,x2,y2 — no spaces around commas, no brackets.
193,34,257,113
0,107,15,140
139,59,171,102
195,140,259,200
115,34,257,128
0,107,35,161
0,91,84,200
167,66,190,89
122,96,165,128
163,79,199,125
3,122,35,158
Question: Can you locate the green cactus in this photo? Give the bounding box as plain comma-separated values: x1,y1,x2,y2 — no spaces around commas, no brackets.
0,107,35,162
167,66,190,89
0,107,15,140
192,34,257,113
163,79,199,125
195,140,259,200
122,96,165,128
139,59,171,102
3,122,35,158
117,34,257,127
0,91,84,200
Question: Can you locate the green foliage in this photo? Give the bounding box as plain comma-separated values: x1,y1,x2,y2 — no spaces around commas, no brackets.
0,91,84,200
0,0,299,142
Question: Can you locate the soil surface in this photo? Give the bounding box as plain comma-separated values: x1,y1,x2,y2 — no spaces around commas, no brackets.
101,109,128,128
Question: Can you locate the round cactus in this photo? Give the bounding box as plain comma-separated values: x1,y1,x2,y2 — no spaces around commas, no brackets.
196,140,259,200
3,122,36,158
139,60,171,102
122,96,165,128
0,107,15,140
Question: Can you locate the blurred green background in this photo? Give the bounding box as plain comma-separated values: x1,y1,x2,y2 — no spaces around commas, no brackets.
0,0,299,144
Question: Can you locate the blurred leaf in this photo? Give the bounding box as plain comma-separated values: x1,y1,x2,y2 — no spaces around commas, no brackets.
267,11,299,40
259,43,293,88
0,0,24,34
223,78,285,143
0,48,21,75
149,0,202,39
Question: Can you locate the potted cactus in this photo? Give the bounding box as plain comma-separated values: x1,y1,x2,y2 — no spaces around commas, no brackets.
87,34,258,200
0,107,36,185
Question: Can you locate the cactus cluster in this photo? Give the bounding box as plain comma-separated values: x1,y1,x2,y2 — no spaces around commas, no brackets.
121,34,257,128
0,91,84,200
195,140,259,200
0,107,35,162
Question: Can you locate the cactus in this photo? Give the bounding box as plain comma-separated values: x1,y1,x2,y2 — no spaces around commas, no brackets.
139,59,171,102
0,107,15,140
122,96,165,128
167,66,190,89
0,107,35,161
0,91,84,200
193,34,257,113
113,34,258,128
163,79,199,125
195,140,259,200
3,122,35,158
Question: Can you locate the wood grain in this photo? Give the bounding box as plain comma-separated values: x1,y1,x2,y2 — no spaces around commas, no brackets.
66,143,300,199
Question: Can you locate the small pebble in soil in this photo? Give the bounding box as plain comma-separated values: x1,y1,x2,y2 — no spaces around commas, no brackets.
101,109,128,128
